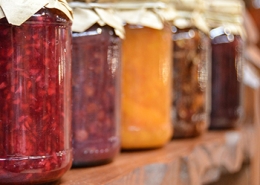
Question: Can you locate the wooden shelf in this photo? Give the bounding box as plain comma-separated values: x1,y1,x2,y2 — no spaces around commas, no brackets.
60,126,257,185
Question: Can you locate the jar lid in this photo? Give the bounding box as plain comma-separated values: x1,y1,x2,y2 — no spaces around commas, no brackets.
170,0,209,33
111,1,169,30
69,2,124,38
204,0,245,38
0,0,73,26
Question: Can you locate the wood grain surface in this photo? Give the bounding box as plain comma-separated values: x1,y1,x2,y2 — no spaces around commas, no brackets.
59,126,255,185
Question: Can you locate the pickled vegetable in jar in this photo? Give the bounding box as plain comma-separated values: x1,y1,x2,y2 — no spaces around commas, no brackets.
170,0,210,138
70,2,123,166
0,1,73,184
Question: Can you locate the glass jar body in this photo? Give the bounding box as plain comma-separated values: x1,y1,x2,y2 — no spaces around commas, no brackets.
0,8,72,185
172,27,210,138
210,34,243,129
121,23,173,149
72,24,121,166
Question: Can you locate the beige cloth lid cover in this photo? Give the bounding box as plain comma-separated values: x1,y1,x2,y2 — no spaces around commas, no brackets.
69,1,124,38
204,0,245,38
170,0,209,34
0,0,73,26
112,1,174,30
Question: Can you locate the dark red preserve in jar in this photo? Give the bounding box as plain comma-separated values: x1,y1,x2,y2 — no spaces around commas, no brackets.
72,24,121,166
0,8,72,185
209,28,243,129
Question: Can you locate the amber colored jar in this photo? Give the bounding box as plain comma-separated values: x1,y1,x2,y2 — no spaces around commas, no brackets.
210,30,243,129
172,26,209,137
72,24,121,166
0,8,72,185
121,23,173,149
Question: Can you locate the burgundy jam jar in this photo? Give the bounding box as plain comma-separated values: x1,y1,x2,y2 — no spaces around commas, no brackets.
72,24,121,167
209,27,243,129
0,8,72,185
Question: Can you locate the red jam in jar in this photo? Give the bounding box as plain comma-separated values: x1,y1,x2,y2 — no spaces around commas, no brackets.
72,24,121,167
0,8,72,185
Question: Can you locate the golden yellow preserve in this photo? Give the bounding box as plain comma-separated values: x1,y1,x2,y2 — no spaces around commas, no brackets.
121,24,173,149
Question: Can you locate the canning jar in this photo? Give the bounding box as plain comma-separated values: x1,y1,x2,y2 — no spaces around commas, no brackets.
0,2,73,185
172,27,209,137
115,1,173,149
210,31,243,129
205,0,245,129
171,0,210,138
70,2,123,166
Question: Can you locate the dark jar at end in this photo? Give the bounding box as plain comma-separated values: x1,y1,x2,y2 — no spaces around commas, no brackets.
209,30,243,129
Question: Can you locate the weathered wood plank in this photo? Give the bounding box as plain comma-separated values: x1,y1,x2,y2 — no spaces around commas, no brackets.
60,127,255,185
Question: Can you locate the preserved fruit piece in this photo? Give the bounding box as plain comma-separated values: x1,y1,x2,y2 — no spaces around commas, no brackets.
72,24,121,166
0,8,72,185
172,27,209,137
121,24,173,149
210,33,243,129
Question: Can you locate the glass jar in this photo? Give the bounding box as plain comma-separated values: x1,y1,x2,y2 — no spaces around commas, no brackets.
209,29,243,129
172,26,209,137
72,24,121,166
0,8,72,185
121,23,173,149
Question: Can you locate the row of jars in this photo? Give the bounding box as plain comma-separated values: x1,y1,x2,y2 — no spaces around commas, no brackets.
0,0,245,184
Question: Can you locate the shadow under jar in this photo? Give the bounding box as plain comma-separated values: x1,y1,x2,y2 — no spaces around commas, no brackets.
172,26,209,138
210,30,243,129
0,8,72,185
72,24,121,167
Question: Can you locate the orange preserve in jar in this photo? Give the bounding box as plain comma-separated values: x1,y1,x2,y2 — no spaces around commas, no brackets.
116,1,173,149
